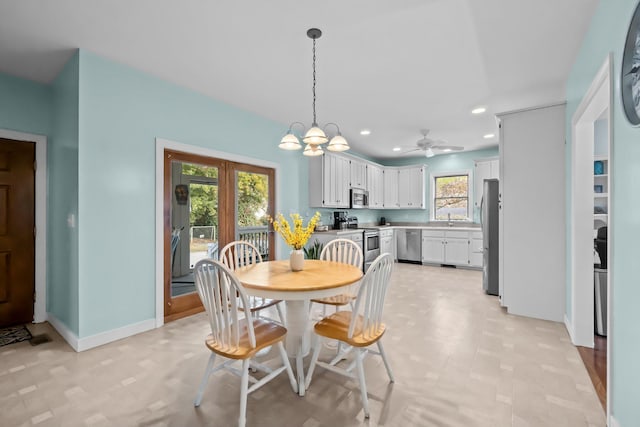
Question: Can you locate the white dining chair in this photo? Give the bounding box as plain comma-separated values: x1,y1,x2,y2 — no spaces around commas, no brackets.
219,241,285,325
310,238,363,317
304,253,394,419
193,259,297,427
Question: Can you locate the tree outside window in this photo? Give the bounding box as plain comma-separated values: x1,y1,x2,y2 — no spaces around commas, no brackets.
433,174,469,220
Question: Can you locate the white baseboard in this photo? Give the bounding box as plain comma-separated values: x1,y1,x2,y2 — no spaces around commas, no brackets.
47,314,156,352
46,312,79,351
564,314,576,344
77,319,156,352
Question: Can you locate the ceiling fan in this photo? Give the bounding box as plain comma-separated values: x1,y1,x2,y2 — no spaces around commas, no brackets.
403,129,464,157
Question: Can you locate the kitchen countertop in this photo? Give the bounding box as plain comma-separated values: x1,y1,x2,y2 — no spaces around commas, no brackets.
314,223,481,234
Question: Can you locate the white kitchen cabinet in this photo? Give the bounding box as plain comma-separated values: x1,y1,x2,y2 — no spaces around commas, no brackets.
384,166,425,209
367,164,384,208
421,234,445,263
469,231,483,268
474,158,499,208
421,229,482,267
398,166,425,208
309,152,350,208
350,158,367,190
383,168,399,208
379,228,394,257
498,103,565,322
444,236,469,265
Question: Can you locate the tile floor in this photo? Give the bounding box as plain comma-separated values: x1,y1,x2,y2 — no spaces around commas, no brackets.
0,264,605,426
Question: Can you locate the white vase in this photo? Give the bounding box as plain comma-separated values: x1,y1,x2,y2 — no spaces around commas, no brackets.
290,249,305,271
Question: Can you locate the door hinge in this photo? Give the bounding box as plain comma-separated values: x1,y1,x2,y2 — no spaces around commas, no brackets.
33,160,37,171
33,291,36,302
34,226,37,237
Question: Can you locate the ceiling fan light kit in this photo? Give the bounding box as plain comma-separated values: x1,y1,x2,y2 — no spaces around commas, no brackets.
279,28,350,156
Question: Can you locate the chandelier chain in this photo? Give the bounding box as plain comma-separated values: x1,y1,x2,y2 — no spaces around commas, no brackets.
312,38,317,125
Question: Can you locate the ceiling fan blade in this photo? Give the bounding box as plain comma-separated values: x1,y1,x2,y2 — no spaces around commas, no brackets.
432,145,464,151
401,148,423,154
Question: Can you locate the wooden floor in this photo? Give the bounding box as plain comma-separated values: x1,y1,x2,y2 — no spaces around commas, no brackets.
577,334,607,410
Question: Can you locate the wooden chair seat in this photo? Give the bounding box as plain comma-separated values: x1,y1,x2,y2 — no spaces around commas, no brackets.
311,293,355,306
314,311,386,348
205,318,287,359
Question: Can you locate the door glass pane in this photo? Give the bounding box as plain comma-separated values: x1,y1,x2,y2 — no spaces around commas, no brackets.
235,171,270,259
171,161,218,298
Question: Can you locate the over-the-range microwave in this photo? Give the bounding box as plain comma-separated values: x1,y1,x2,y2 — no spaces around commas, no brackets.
350,188,368,209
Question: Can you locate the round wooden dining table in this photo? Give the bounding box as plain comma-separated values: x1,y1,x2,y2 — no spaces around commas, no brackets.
234,259,363,396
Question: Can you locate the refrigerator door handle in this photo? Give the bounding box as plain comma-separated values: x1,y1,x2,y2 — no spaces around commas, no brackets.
480,195,484,228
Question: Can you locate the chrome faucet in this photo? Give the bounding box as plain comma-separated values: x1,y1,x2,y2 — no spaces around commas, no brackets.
447,213,454,227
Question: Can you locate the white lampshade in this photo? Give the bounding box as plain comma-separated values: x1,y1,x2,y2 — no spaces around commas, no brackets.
425,148,435,158
303,143,324,156
327,134,350,152
279,133,302,150
302,126,329,145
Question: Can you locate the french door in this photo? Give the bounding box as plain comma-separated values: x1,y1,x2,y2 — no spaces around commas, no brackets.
163,150,275,322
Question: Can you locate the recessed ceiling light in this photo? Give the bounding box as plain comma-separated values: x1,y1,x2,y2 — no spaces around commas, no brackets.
360,129,371,135
483,133,495,139
442,148,452,152
472,107,487,115
392,147,401,152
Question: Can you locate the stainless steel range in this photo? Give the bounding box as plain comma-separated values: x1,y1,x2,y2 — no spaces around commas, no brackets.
346,218,380,272
362,229,380,272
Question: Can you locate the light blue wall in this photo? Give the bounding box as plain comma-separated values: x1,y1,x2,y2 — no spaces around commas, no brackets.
49,52,80,334
0,72,51,135
76,51,302,337
565,0,640,424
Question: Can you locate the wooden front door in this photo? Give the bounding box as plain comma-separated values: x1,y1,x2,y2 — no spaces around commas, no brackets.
0,138,35,327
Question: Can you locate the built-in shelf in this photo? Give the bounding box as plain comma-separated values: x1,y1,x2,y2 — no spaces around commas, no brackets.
594,214,608,220
594,193,609,198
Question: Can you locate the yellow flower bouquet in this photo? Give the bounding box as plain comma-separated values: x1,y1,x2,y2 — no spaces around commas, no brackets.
270,211,321,250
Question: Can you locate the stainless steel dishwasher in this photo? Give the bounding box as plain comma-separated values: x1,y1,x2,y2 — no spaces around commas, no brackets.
397,229,422,263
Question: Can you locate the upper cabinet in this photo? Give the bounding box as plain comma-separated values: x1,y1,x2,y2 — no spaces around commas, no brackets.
309,153,425,210
384,166,425,209
350,159,367,190
398,166,425,208
309,152,350,208
474,158,499,208
383,168,399,208
367,164,384,208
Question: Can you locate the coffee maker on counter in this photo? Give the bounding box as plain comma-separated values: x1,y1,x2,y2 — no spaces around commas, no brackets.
333,211,348,230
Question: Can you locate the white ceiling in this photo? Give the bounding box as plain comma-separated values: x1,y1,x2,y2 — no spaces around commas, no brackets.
0,0,598,160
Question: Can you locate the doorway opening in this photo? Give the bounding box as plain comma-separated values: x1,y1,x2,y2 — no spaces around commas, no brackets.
162,148,275,323
570,54,612,418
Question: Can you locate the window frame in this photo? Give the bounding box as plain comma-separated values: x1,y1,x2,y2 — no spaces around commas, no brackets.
430,170,472,221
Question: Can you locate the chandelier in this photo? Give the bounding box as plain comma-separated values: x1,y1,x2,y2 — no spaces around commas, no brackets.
278,28,350,156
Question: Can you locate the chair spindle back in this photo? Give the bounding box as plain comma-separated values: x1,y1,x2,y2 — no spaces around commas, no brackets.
349,253,393,341
320,238,363,269
194,259,257,351
219,241,263,270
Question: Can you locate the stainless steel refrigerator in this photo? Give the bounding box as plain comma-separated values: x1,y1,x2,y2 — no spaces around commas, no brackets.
481,179,499,295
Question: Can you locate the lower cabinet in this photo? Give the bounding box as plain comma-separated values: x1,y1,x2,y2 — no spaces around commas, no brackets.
468,231,483,268
379,228,394,258
421,229,482,268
